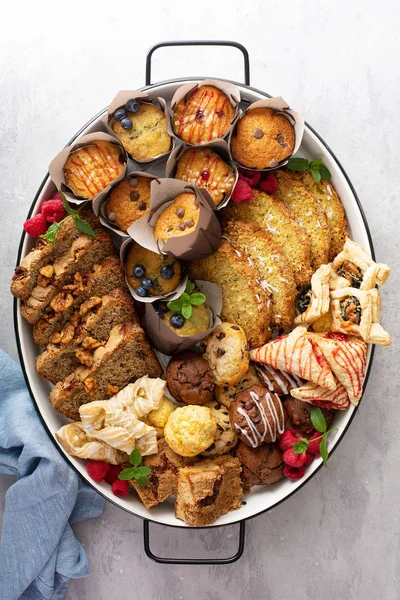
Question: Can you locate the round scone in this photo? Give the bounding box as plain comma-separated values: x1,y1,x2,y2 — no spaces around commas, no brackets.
175,147,236,205
203,323,249,386
63,140,126,199
105,176,151,231
166,351,214,405
164,405,217,457
159,303,210,337
125,243,181,297
111,102,170,160
215,364,262,408
230,385,286,448
235,441,284,486
231,107,295,169
153,192,200,243
201,400,238,457
173,85,235,144
142,396,176,438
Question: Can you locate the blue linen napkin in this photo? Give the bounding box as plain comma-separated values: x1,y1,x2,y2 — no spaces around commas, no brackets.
0,348,105,600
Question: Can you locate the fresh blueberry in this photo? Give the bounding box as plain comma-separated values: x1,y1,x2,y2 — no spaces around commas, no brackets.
132,264,145,278
160,265,175,280
126,99,140,114
135,286,147,297
170,313,185,328
120,117,133,130
114,108,126,121
141,277,153,290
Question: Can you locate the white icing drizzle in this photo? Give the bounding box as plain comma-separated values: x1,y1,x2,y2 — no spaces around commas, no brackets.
255,364,302,395
234,391,284,448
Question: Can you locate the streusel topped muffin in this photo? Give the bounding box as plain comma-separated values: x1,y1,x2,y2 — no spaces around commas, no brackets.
173,85,235,144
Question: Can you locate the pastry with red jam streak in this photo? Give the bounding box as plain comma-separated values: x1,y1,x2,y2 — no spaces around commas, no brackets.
173,85,235,144
290,379,351,410
63,140,125,199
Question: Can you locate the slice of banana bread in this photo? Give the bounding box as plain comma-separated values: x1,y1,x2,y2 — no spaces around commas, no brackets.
189,238,272,347
33,256,126,347
222,220,297,328
36,288,138,383
220,190,312,286
49,322,163,420
11,207,100,301
20,230,114,324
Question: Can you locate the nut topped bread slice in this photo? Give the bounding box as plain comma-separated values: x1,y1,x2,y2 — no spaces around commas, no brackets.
221,190,312,286
286,169,347,261
20,230,114,324
11,207,100,301
49,322,163,420
222,220,297,328
33,255,126,347
189,238,272,347
36,288,138,384
273,170,330,269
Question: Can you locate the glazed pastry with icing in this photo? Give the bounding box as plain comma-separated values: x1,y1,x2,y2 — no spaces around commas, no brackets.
294,263,332,326
330,238,390,291
290,380,350,411
255,363,303,396
229,385,286,449
55,422,127,464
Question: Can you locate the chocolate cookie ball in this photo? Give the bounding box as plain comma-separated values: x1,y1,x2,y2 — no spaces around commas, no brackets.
283,397,333,437
235,441,284,486
229,385,286,448
166,351,214,405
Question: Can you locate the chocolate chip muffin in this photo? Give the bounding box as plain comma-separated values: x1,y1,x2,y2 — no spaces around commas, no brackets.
283,397,333,436
153,192,200,243
231,107,295,169
235,441,284,487
105,176,151,231
166,351,214,405
230,385,286,448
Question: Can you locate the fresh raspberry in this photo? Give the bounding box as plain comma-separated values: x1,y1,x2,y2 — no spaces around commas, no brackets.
279,429,301,452
259,174,279,195
238,168,261,188
23,213,47,237
104,465,123,485
284,464,306,480
307,432,322,456
41,197,65,223
303,452,315,466
86,461,111,482
324,332,348,342
232,179,253,204
112,479,130,497
282,447,307,467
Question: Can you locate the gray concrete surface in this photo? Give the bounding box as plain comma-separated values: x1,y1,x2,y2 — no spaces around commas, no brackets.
1,1,399,598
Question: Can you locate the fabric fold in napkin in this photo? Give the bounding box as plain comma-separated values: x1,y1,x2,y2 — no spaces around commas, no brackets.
0,348,104,600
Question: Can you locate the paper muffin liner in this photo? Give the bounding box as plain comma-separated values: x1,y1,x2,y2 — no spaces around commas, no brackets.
144,280,222,355
48,132,128,205
120,237,188,304
102,90,174,164
165,139,238,210
127,178,221,261
168,79,241,146
228,96,305,171
92,170,158,238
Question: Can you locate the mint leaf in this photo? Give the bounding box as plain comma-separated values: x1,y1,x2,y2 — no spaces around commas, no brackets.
318,164,331,181
185,280,195,294
129,448,142,467
310,166,321,183
310,407,327,433
137,466,151,477
292,441,308,454
180,292,191,304
40,221,61,243
61,191,76,215
118,467,137,480
73,215,96,238
136,476,150,487
309,159,322,169
181,302,193,319
287,157,309,172
189,292,206,306
320,436,329,467
167,298,183,312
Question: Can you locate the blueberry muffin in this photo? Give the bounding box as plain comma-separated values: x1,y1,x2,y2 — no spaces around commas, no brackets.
231,107,295,169
203,323,249,386
173,85,235,144
63,140,126,199
175,147,236,205
153,192,200,243
166,351,214,405
201,400,238,457
125,242,181,297
105,176,151,231
111,101,171,161
159,302,210,337
164,405,217,457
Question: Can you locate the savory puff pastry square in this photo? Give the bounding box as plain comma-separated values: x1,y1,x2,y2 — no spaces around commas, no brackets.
295,263,332,325
330,238,390,291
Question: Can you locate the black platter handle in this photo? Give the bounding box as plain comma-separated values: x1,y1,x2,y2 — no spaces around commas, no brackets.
145,40,250,86
143,519,246,565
